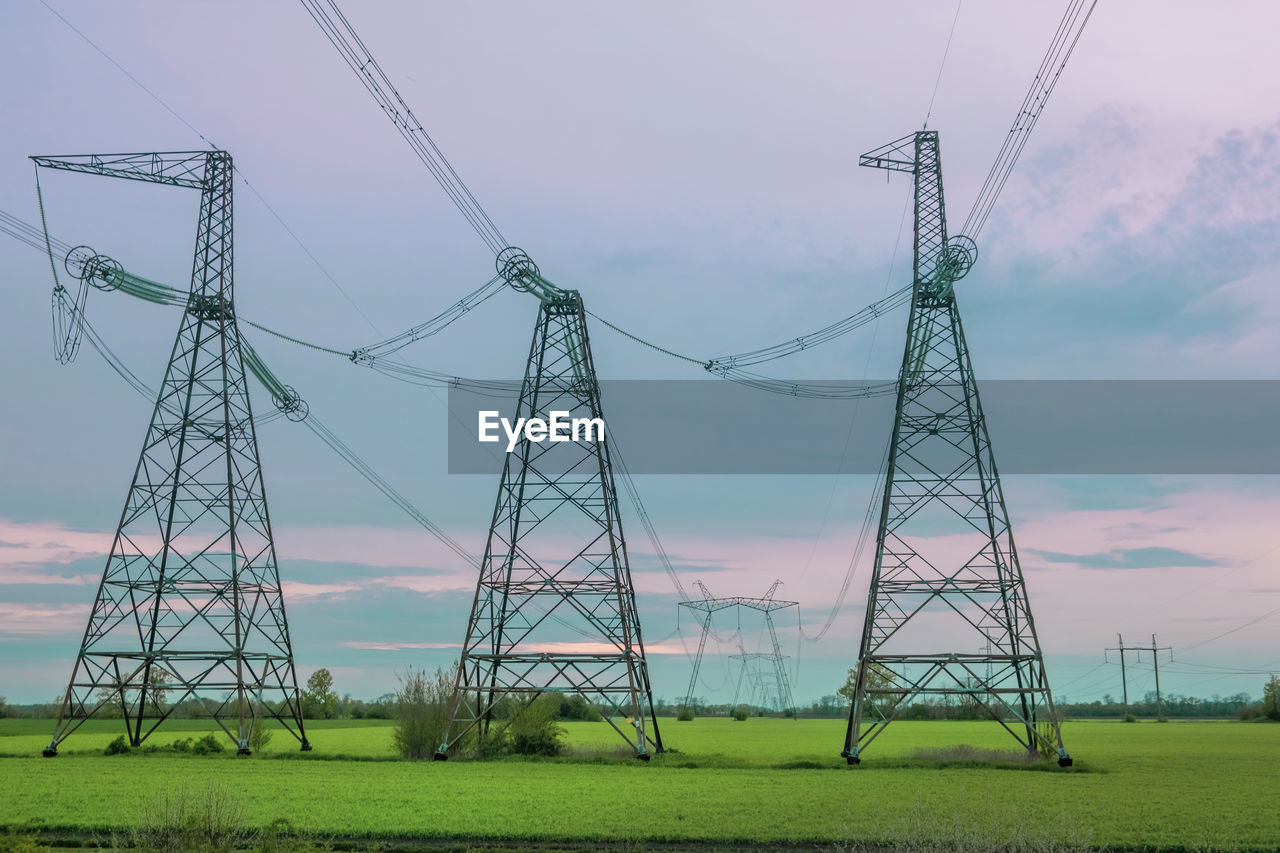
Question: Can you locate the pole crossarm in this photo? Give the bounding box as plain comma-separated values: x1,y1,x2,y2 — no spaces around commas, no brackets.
32,151,213,189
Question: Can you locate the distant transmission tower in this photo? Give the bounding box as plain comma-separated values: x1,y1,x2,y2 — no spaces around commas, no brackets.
842,132,1071,767
36,151,310,756
679,580,797,715
437,249,662,760
730,650,792,713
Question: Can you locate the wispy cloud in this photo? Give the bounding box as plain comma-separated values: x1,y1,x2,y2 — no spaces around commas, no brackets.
0,519,109,571
0,602,91,635
1031,546,1222,570
281,580,366,600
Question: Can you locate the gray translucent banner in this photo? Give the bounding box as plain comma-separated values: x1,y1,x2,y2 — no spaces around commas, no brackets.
447,380,1280,475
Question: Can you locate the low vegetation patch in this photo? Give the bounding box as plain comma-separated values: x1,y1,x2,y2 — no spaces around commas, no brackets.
104,733,229,757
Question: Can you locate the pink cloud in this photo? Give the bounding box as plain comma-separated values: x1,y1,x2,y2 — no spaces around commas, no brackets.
273,524,481,570
374,573,475,594
0,602,91,635
0,568,98,586
280,580,365,600
0,518,110,571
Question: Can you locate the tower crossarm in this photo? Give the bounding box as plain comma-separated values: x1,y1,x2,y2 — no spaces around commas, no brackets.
678,596,798,614
31,151,215,190
677,598,739,615
858,132,976,311
858,134,918,173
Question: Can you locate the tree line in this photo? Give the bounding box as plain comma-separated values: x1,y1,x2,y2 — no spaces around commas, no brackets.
3,672,1275,727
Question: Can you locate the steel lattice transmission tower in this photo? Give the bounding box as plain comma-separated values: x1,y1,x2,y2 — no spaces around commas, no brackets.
37,151,310,757
730,650,793,713
679,580,796,715
842,132,1071,767
437,249,662,760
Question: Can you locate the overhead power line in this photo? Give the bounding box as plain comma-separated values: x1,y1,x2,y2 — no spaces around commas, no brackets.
300,0,508,254
961,0,1098,239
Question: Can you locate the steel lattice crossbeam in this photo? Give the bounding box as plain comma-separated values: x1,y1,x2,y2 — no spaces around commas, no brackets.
38,150,310,757
843,132,1070,767
439,283,662,759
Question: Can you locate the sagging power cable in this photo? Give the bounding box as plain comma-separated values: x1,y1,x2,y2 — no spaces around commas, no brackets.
611,439,689,603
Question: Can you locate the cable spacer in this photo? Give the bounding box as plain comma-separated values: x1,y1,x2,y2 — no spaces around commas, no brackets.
496,246,540,292
939,234,978,282
65,246,123,291
271,386,310,422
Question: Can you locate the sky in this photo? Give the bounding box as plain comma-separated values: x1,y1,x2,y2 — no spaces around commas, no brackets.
1,1,1278,710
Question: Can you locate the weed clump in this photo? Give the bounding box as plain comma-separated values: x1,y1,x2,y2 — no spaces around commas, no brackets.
392,665,456,759
109,782,333,852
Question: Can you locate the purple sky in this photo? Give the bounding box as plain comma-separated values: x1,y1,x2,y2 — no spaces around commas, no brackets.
1,1,1278,706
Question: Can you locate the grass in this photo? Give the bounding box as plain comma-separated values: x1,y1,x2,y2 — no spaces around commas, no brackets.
0,717,1276,850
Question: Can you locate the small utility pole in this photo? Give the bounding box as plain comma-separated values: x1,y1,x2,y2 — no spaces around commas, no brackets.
1108,633,1172,719
1105,633,1130,715
1148,634,1172,718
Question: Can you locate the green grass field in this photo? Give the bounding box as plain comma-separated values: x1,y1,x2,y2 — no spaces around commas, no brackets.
1,717,1276,850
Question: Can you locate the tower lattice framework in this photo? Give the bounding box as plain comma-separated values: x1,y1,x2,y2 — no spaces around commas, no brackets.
37,151,310,756
843,132,1071,766
439,252,662,759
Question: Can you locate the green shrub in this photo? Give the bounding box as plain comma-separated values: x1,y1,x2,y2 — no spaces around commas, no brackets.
0,829,50,852
557,694,602,721
393,665,456,759
249,720,274,753
507,695,565,756
510,729,563,757
676,707,694,721
104,735,131,756
731,705,750,721
1123,713,1137,723
192,733,226,755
